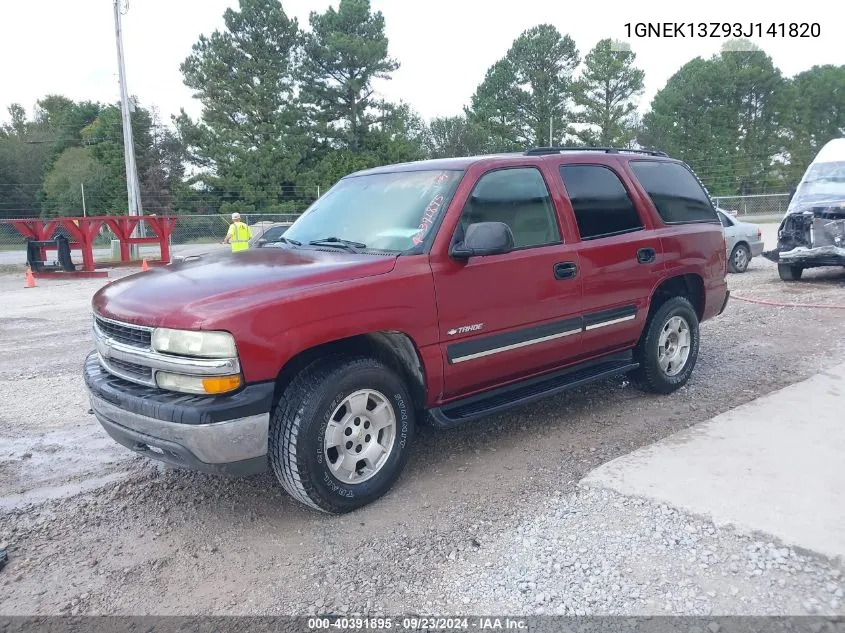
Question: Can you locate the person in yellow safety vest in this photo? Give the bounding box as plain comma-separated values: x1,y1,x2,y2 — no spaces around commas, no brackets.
223,212,252,252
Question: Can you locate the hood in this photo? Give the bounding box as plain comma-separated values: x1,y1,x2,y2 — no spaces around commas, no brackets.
92,247,398,328
786,158,845,216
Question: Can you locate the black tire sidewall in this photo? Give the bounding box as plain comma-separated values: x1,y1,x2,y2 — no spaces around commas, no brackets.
643,298,700,392
778,264,803,281
298,363,414,511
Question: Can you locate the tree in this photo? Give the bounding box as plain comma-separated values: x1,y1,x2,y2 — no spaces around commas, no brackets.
467,59,525,151
424,115,489,158
41,147,111,216
639,40,786,195
468,25,580,148
179,0,304,212
782,64,845,185
574,39,644,147
301,0,398,151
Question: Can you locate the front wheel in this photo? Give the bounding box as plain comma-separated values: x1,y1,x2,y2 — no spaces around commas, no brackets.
630,296,700,395
778,263,803,281
269,356,415,514
728,243,751,273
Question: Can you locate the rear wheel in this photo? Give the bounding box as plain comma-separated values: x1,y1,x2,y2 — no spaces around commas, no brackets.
268,356,415,514
630,296,700,395
778,263,803,281
728,243,751,273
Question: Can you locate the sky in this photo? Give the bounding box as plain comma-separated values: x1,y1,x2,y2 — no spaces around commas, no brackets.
0,0,840,128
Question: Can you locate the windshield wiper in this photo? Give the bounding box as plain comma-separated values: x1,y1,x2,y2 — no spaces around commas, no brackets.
307,237,367,253
276,236,301,246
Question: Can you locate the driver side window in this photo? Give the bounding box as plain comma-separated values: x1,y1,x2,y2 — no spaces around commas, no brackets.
456,168,561,249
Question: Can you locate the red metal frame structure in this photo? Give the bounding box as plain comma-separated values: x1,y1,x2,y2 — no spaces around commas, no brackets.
1,215,176,273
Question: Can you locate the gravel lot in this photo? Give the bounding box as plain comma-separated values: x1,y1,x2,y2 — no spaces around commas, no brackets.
2,235,845,616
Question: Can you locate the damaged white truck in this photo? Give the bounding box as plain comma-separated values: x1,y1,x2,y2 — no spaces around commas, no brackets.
764,138,845,281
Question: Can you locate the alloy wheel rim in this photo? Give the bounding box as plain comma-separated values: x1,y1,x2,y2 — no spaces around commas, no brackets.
323,389,397,484
657,316,692,377
734,247,748,270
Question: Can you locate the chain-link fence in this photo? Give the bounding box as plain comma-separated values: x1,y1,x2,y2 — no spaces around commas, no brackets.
712,193,789,222
0,195,792,259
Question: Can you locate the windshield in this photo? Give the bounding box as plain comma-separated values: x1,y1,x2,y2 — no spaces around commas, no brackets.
284,169,464,252
788,161,845,213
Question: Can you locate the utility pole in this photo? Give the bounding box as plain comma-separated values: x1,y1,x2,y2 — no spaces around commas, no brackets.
81,183,87,217
113,0,144,253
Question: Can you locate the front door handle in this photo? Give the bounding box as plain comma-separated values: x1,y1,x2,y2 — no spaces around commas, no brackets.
554,261,577,280
637,248,656,264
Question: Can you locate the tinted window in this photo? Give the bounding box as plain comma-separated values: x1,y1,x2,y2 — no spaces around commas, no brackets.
717,211,733,228
558,165,643,240
630,161,719,224
261,226,288,242
458,168,560,248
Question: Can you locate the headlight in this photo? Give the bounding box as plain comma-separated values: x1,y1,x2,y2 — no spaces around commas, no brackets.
151,328,237,358
156,371,242,395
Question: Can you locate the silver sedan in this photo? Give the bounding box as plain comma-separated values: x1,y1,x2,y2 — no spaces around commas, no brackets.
717,208,765,273
248,222,293,248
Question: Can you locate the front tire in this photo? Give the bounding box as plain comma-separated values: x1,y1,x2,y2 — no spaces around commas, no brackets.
778,263,803,281
728,243,751,273
269,356,415,514
631,296,700,395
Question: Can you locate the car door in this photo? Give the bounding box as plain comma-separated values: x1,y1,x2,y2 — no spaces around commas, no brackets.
429,166,583,399
556,162,664,358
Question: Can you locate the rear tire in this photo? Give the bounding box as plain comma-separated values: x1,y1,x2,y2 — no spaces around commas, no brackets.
728,243,751,273
778,263,803,281
630,296,700,395
268,355,415,514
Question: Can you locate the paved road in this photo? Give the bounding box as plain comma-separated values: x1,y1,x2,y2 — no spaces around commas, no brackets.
582,362,845,560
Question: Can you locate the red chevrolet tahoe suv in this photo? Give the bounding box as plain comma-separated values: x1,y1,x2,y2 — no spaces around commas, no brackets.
84,147,730,514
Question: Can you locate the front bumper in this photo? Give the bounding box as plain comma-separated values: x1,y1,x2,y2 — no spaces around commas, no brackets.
84,352,273,475
778,246,845,268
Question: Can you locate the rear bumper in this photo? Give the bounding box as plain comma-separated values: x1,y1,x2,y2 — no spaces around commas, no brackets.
750,240,765,258
84,352,272,475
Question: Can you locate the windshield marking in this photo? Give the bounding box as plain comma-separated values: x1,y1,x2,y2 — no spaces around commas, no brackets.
412,194,446,245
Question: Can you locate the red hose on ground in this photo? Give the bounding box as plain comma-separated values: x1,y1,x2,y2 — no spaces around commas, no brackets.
731,295,845,310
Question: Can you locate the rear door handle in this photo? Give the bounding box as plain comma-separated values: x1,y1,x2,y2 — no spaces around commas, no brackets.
637,248,656,264
554,261,577,280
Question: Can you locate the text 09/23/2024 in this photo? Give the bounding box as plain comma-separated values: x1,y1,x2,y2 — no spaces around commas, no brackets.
624,22,821,38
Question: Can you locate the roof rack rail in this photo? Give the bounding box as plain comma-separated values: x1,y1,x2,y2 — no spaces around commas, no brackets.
524,146,669,157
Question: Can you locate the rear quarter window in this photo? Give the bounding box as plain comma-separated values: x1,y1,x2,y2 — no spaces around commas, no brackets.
629,161,719,224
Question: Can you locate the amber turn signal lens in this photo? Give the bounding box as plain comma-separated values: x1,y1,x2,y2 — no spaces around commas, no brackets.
201,375,242,394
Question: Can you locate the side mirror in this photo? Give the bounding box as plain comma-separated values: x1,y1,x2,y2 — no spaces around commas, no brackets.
256,238,267,247
450,222,514,259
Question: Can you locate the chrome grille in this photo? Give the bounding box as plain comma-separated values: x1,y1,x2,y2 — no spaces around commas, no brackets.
102,357,153,382
94,315,151,349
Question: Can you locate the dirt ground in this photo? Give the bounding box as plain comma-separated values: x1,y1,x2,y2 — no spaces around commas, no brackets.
1,239,845,616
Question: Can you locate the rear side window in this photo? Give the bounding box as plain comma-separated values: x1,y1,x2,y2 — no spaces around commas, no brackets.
630,161,719,224
559,165,643,240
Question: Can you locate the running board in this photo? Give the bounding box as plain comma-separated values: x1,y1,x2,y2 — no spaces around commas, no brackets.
428,352,638,429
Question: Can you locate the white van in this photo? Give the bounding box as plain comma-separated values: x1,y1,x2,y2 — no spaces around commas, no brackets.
763,138,845,280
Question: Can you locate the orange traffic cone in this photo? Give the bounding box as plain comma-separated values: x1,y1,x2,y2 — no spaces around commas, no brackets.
25,268,36,289
141,259,149,272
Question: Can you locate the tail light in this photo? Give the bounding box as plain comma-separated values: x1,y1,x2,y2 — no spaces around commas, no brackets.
757,229,762,239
